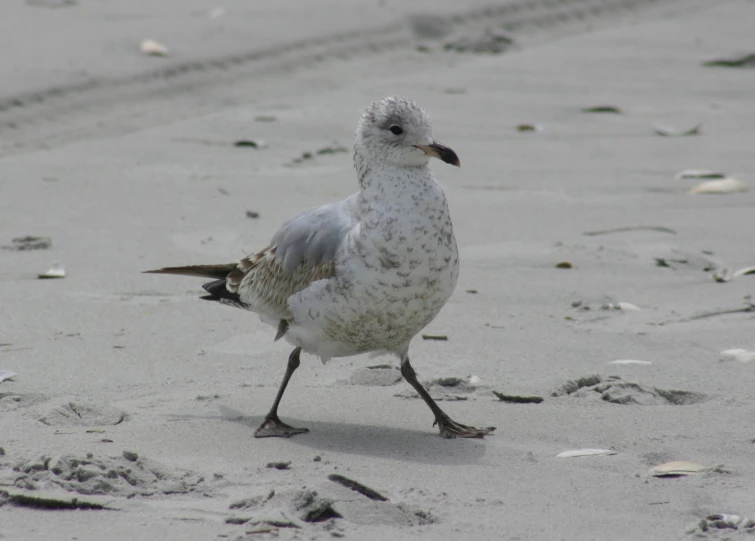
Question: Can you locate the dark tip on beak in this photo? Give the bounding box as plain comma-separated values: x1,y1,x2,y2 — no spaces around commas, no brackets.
415,142,460,167
432,142,460,167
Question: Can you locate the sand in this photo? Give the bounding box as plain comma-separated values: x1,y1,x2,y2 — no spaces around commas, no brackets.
2,0,755,539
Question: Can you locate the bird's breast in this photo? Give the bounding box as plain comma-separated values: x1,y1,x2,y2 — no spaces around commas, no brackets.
347,204,460,315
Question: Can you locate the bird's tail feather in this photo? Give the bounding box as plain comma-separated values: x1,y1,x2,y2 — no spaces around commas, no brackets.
143,264,236,280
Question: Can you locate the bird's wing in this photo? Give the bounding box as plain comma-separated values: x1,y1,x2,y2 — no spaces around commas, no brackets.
225,194,359,320
145,194,359,325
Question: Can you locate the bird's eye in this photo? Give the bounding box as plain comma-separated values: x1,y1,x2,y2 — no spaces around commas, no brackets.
389,125,403,135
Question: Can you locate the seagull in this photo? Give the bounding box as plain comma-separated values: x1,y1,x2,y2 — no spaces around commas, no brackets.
146,96,495,439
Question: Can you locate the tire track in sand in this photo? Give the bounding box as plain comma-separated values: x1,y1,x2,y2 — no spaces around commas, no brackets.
0,0,711,154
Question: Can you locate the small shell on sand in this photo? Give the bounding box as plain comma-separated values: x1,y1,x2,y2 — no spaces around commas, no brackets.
608,360,652,365
556,449,617,458
140,39,169,57
713,266,755,282
0,370,18,383
581,105,623,114
702,53,755,68
38,262,65,279
705,514,751,529
674,169,726,180
4,236,52,251
493,392,544,404
649,460,707,477
234,139,268,149
443,29,515,54
653,123,701,137
687,514,755,535
719,349,755,363
731,266,755,279
688,177,747,195
595,302,640,311
406,14,453,40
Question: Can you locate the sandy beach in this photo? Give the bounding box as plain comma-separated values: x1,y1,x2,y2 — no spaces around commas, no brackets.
2,0,754,539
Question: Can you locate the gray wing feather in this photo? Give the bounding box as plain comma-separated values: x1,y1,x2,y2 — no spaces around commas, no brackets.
272,194,359,274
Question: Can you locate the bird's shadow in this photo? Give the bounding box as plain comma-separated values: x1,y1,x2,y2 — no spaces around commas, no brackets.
215,406,490,465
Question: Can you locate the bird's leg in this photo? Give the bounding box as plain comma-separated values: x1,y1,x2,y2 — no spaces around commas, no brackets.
254,347,310,438
400,355,495,439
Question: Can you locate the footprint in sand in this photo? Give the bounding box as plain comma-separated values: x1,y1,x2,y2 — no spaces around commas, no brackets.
349,365,402,387
39,402,127,427
551,375,707,406
226,475,437,535
8,451,203,497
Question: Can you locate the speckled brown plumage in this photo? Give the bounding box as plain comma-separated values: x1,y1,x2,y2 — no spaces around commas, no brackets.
227,245,336,321
144,96,495,439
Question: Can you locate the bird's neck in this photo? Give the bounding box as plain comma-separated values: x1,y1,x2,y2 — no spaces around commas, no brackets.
354,162,452,245
354,152,437,201
359,166,440,213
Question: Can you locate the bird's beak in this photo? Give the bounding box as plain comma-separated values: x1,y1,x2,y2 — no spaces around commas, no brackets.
414,141,460,167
